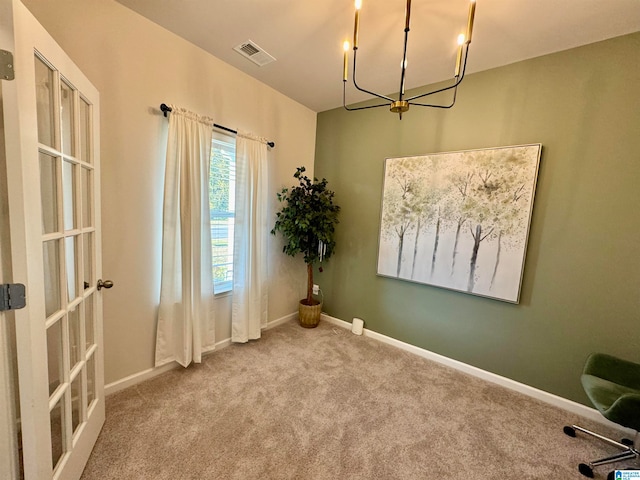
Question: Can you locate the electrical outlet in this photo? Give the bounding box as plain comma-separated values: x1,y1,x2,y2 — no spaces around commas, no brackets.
312,284,320,295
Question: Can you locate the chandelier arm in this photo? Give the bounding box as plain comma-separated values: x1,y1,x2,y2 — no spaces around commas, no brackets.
344,103,393,111
405,77,461,102
404,44,469,102
411,103,455,109
343,79,390,111
352,49,395,102
409,84,458,109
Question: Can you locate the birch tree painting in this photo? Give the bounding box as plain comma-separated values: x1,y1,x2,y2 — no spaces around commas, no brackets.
377,144,541,303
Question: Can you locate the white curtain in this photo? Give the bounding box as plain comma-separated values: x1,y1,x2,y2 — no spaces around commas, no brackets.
155,106,216,367
231,132,269,342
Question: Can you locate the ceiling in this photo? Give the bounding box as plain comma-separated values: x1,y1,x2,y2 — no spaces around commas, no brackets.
115,0,640,113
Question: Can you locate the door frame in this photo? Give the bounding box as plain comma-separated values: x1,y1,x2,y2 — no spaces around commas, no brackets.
0,69,20,480
0,0,40,472
1,0,21,475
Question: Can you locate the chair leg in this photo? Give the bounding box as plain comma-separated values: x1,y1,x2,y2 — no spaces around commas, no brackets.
589,449,638,467
564,424,640,477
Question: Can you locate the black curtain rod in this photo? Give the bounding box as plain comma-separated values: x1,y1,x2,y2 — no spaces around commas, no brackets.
160,104,275,148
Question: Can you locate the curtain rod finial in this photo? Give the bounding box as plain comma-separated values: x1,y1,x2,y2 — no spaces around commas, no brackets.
160,103,172,117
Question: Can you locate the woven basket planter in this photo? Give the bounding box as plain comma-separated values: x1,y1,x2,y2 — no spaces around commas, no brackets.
298,299,322,328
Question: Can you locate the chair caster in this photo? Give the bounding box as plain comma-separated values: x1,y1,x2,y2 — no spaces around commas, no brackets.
564,426,577,437
578,463,594,478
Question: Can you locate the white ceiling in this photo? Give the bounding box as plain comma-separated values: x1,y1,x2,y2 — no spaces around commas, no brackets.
115,0,640,113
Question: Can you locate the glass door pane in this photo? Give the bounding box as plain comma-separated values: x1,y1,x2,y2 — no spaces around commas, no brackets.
68,306,81,369
39,153,59,234
86,354,95,409
34,55,55,148
60,79,75,156
65,236,77,302
79,98,91,163
84,295,94,349
83,233,93,290
81,167,92,227
46,321,63,397
50,396,66,469
62,160,75,231
70,374,82,435
43,240,61,318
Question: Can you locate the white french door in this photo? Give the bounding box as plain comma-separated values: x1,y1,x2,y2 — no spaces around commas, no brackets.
1,1,105,479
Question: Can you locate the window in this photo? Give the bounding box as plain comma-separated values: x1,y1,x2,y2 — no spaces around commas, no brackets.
209,132,236,294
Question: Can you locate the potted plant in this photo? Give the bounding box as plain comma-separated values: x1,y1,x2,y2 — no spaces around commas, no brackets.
271,166,340,328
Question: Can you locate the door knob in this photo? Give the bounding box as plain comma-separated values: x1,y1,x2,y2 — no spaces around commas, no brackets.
97,279,114,291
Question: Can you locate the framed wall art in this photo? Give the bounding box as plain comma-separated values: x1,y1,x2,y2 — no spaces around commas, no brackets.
376,144,542,303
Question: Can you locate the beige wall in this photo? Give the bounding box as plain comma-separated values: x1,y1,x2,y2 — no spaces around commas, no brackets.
22,0,315,385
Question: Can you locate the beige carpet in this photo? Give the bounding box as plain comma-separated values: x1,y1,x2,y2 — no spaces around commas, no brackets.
81,320,637,479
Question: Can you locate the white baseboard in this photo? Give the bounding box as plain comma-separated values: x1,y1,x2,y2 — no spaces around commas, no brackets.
265,312,297,330
320,313,633,434
104,360,179,396
105,312,298,396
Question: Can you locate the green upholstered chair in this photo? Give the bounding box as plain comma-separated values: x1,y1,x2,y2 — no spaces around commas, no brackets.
564,353,640,478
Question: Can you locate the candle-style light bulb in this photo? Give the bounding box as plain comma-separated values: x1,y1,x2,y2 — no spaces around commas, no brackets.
343,41,350,81
454,34,465,77
354,0,362,49
404,0,412,31
466,0,476,44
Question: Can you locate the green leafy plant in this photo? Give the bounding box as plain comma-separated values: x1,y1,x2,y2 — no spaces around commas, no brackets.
271,166,340,305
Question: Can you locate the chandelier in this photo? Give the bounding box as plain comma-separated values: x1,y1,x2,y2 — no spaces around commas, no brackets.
343,0,477,119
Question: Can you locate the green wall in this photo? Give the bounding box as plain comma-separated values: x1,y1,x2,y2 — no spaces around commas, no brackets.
314,32,640,404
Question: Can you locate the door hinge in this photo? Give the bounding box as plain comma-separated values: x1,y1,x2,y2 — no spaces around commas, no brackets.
0,284,26,311
0,50,15,81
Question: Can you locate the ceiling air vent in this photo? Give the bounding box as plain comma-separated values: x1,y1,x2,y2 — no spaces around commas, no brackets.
233,40,276,67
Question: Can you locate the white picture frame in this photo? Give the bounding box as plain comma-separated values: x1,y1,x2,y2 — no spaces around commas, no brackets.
377,144,542,303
